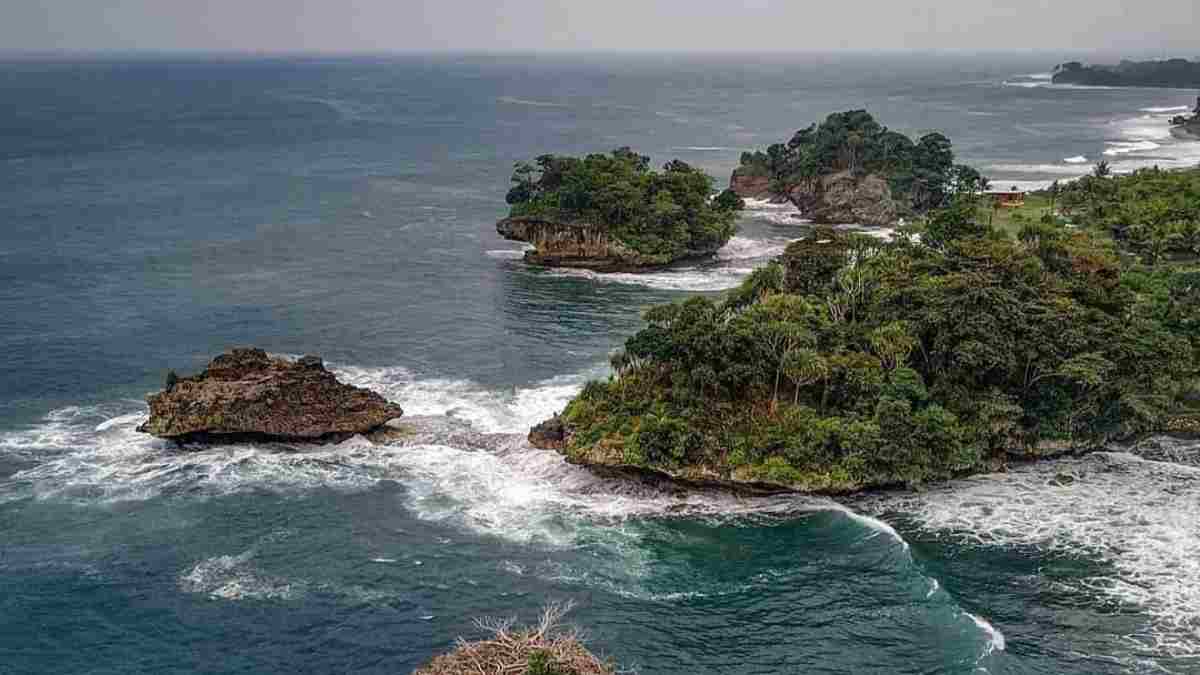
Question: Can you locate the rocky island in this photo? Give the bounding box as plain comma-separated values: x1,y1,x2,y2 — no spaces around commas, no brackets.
138,348,404,444
730,110,977,226
1169,96,1200,138
497,148,743,271
532,159,1200,494
1052,59,1200,88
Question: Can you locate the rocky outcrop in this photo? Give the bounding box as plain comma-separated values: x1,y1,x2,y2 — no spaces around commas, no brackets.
138,348,403,443
787,172,898,227
728,167,778,201
728,168,899,226
529,415,568,450
496,216,719,271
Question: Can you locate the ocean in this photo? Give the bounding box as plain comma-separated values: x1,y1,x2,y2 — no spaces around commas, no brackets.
1,53,1197,674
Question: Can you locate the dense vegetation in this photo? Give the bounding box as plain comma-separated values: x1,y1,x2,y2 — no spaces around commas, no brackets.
736,110,983,213
505,148,743,258
1052,59,1200,88
1056,166,1200,263
559,185,1200,492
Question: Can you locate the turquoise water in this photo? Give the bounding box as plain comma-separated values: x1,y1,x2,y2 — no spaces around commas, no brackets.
1,54,1198,674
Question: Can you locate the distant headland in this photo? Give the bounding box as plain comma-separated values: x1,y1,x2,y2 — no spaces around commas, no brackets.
1052,59,1200,88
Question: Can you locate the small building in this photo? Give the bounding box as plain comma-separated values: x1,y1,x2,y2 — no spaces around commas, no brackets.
988,190,1026,208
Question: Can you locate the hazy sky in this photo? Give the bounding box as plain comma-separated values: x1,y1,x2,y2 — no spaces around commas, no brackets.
4,0,1198,54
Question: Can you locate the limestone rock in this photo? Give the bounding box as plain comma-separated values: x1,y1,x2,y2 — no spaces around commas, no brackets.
137,348,403,443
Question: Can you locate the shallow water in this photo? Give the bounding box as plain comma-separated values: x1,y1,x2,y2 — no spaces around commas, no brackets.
2,54,1199,674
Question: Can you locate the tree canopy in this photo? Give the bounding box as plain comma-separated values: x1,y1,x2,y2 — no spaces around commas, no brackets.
737,110,978,213
559,195,1199,492
506,148,742,258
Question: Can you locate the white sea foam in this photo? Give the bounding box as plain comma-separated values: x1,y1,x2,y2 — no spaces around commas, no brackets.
1063,155,1089,164
1104,141,1162,156
715,235,790,262
180,549,300,601
966,612,1007,654
485,248,530,260
1141,105,1191,114
881,446,1200,659
827,503,910,551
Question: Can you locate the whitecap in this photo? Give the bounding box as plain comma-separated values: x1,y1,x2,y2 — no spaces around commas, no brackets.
1141,105,1191,113
1104,141,1161,156
966,612,1007,654
880,444,1200,659
1063,155,1089,164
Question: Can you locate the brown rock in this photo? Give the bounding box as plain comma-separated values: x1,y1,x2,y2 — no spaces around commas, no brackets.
788,172,897,227
137,348,403,443
529,415,568,450
729,167,778,200
496,216,719,271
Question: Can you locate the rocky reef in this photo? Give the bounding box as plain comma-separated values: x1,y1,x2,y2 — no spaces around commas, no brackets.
137,348,403,444
497,216,723,271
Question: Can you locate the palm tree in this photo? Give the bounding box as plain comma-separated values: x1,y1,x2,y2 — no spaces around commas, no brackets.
783,349,829,406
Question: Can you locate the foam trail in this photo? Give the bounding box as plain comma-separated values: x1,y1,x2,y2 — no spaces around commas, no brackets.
966,613,1007,654
1141,105,1190,113
1064,155,1089,164
878,444,1200,659
825,502,910,551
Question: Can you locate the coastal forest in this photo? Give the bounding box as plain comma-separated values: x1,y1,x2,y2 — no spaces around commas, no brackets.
504,148,743,261
550,122,1200,493
735,110,986,215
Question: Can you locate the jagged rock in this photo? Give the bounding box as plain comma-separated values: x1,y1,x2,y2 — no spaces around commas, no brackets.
137,348,403,443
728,168,778,201
529,415,567,450
728,168,899,227
497,216,723,271
788,172,897,226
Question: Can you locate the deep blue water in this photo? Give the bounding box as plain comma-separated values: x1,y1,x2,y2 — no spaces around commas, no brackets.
1,54,1198,674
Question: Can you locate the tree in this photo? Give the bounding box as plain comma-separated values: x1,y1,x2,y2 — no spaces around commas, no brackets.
783,349,829,405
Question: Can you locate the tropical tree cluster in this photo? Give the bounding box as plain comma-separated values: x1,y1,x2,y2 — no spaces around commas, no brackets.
1058,166,1200,264
506,148,743,258
561,197,1199,492
736,110,982,213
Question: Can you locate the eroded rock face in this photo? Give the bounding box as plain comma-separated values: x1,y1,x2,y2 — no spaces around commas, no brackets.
728,168,777,201
788,172,897,227
496,216,718,271
137,348,403,443
529,415,567,450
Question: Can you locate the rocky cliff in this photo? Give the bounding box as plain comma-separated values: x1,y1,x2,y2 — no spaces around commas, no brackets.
497,216,720,271
138,348,403,443
728,167,777,201
729,168,899,227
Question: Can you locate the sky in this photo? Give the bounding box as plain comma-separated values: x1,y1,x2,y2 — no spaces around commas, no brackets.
3,0,1198,54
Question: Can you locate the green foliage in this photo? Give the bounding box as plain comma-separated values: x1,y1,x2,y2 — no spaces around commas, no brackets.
560,204,1200,492
507,148,741,258
1057,167,1200,263
736,110,978,215
527,650,575,675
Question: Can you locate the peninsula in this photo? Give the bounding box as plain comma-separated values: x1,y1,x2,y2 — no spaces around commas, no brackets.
533,150,1200,494
1052,59,1200,88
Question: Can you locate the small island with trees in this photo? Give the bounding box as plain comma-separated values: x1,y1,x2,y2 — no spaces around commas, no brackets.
528,112,1200,494
729,110,984,226
497,148,743,271
1052,59,1200,88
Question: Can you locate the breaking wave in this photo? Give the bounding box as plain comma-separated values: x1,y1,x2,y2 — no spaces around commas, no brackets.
875,444,1200,660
